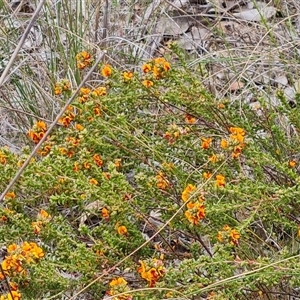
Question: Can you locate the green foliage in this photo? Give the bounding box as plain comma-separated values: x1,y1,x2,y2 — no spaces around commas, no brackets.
0,51,300,300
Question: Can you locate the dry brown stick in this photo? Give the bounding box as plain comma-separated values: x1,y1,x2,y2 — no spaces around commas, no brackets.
0,51,106,201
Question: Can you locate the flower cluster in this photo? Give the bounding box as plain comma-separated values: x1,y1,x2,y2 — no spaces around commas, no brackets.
0,151,7,165
181,184,196,202
107,277,132,300
182,185,205,225
142,57,170,79
0,242,44,299
215,174,226,188
31,209,51,234
164,123,188,144
156,172,171,190
101,64,112,77
58,106,75,127
201,137,212,150
76,51,92,69
138,258,165,287
141,57,171,88
217,225,240,246
221,127,246,159
123,71,133,81
54,79,71,96
0,290,21,300
27,121,47,144
116,223,128,236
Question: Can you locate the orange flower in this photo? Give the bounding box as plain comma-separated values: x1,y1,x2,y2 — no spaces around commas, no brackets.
229,127,245,143
102,172,111,180
138,259,165,287
93,106,101,116
83,161,91,169
109,277,127,287
32,221,42,234
123,71,134,81
163,61,171,72
142,63,152,73
93,154,103,167
230,229,240,245
89,178,98,185
38,209,51,220
73,162,80,172
181,184,196,202
36,121,47,131
201,137,212,150
101,64,112,77
203,172,212,179
0,152,7,164
185,201,205,225
117,225,128,235
92,86,106,97
101,207,109,219
107,277,132,300
0,290,21,300
76,51,92,69
5,191,16,200
75,123,84,131
220,139,228,149
142,80,153,88
232,145,243,159
215,174,225,187
184,114,196,124
209,154,217,163
114,158,122,168
156,172,170,190
289,160,297,168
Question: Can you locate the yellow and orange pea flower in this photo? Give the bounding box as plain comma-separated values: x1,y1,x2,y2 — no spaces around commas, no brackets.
203,171,212,179
123,71,134,81
215,174,225,187
75,123,84,131
76,51,92,69
92,86,106,97
289,160,297,168
229,126,245,143
5,191,16,200
109,277,127,287
101,207,109,219
89,178,98,185
156,172,171,190
181,184,196,202
201,137,212,150
0,290,21,300
93,154,103,167
217,225,240,246
138,259,165,287
142,80,154,88
54,79,71,95
185,201,205,225
93,105,101,116
0,152,7,164
184,114,196,124
107,277,132,300
142,63,152,73
101,64,112,77
117,225,128,235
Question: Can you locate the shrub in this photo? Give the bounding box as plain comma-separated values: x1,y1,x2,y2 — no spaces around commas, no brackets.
0,49,300,299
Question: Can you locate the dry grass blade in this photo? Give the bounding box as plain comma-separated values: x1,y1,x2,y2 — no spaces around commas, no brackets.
0,0,46,87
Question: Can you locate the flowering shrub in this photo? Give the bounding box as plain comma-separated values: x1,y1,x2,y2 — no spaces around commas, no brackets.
0,51,300,299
